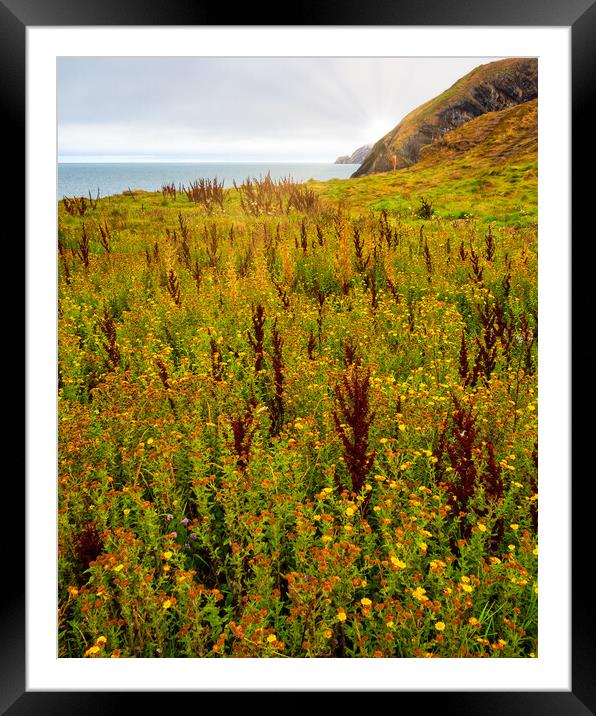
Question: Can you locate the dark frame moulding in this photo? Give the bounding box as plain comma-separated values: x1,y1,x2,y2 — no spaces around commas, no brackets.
9,0,591,712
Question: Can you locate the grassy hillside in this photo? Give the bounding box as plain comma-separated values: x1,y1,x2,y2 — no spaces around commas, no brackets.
314,101,537,226
353,58,537,177
418,99,537,167
57,163,538,658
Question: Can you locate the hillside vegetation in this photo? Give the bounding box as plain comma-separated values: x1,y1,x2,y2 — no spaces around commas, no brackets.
418,99,537,167
353,58,537,177
314,100,537,226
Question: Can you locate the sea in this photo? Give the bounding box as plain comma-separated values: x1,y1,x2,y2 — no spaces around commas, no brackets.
57,162,359,200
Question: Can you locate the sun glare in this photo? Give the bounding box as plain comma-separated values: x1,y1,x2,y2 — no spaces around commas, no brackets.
367,117,393,142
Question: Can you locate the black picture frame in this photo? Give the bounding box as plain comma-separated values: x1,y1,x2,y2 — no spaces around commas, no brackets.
10,0,591,711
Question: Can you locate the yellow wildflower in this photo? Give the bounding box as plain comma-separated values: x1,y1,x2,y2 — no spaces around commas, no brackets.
412,587,428,602
434,621,446,631
430,559,446,572
390,556,406,569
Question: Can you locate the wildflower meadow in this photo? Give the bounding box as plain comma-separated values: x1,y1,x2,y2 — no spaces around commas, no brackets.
58,172,538,658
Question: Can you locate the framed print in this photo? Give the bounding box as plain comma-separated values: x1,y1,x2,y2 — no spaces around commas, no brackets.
9,0,592,711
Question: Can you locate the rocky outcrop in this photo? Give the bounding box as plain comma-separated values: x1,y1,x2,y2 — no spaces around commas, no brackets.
352,58,537,178
416,99,537,167
335,144,372,165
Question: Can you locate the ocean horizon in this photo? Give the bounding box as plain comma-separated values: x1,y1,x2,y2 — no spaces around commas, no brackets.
57,162,359,200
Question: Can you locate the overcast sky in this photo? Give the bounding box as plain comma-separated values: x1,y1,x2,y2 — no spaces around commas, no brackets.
58,57,502,163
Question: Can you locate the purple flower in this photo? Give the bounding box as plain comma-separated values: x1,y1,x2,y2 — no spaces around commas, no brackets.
189,532,197,541
181,518,190,526
184,543,191,550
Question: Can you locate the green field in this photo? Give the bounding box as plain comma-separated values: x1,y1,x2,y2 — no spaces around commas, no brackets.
58,166,538,658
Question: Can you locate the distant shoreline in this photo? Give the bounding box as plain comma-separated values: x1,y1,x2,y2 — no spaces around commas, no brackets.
58,160,350,165
58,161,359,200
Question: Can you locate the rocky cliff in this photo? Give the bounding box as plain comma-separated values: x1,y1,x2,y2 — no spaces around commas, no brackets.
351,58,537,178
335,144,372,165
